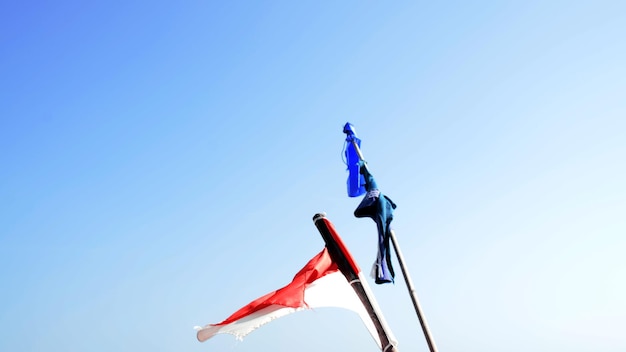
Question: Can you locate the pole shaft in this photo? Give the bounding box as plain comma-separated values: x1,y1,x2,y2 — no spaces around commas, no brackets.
313,213,398,352
390,230,438,352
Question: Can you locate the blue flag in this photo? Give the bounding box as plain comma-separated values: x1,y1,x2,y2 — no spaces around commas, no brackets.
344,123,366,197
354,161,397,284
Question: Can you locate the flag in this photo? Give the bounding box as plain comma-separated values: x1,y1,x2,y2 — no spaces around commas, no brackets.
195,248,382,348
354,161,397,284
344,123,366,197
342,123,397,285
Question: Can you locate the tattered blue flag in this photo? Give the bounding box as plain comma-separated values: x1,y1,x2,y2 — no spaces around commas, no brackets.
343,123,366,197
354,161,397,284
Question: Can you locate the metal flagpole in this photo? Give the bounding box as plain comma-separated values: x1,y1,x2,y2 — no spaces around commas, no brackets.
313,213,399,352
389,228,438,352
344,127,439,352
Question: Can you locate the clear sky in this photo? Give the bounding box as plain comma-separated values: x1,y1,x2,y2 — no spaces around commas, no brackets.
1,1,625,351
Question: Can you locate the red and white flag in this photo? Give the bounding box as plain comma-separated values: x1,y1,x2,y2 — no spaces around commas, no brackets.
195,247,381,347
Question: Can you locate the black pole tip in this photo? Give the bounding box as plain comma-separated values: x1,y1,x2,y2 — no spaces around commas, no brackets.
312,213,327,222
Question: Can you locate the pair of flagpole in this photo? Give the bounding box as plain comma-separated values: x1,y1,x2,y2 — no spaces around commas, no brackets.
195,124,437,352
343,124,439,352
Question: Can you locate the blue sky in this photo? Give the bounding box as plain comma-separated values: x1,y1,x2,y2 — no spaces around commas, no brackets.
1,1,625,351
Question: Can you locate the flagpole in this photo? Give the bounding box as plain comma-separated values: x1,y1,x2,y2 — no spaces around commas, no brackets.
343,127,439,352
313,213,399,352
389,229,438,352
